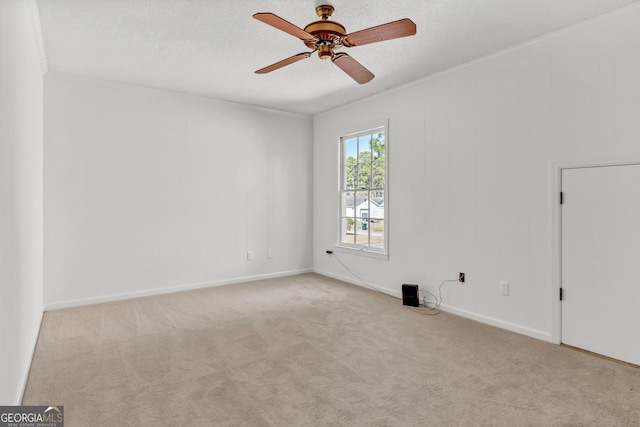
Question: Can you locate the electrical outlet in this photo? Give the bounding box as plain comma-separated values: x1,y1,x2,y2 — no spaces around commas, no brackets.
500,280,509,296
459,272,465,283
247,251,253,261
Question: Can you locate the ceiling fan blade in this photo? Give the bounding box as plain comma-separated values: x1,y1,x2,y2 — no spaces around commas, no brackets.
253,13,315,41
255,52,312,74
331,53,374,84
343,18,416,47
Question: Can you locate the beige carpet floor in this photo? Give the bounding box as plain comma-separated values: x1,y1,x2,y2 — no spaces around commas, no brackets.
23,273,640,426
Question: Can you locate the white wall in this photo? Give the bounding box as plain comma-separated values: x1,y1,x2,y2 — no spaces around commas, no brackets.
0,0,46,404
44,72,313,308
313,5,640,341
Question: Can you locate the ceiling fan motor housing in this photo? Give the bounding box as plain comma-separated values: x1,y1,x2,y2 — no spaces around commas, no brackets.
304,21,347,45
303,20,346,59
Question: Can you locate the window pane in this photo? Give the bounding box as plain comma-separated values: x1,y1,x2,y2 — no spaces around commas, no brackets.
341,191,355,217
372,132,385,160
369,219,384,249
344,164,357,190
372,157,384,188
341,217,356,245
345,138,357,164
357,162,371,189
370,195,383,218
355,191,369,219
355,220,369,246
358,134,371,157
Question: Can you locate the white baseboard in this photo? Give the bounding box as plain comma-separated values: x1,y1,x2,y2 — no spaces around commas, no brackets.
314,269,551,343
438,304,552,343
44,268,313,311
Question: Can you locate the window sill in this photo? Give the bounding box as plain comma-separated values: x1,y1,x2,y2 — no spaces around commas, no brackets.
333,245,389,260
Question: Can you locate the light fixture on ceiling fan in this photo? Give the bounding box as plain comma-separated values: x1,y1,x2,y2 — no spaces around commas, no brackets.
253,5,417,84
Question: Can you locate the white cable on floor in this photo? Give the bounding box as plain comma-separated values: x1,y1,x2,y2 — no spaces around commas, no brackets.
415,279,459,315
330,251,387,295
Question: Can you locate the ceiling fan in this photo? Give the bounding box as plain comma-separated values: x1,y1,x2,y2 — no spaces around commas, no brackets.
253,5,416,84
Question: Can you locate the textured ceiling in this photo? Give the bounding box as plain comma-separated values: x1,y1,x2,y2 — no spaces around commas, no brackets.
38,0,640,115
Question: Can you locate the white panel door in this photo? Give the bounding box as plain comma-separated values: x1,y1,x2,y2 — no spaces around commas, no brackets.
562,164,640,365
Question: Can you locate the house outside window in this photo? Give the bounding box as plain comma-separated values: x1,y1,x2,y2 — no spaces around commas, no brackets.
339,126,387,255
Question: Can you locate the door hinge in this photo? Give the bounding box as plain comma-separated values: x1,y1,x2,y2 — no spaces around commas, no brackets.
560,287,563,301
560,192,564,204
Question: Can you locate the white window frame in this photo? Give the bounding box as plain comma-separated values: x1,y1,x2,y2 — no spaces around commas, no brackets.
337,124,388,259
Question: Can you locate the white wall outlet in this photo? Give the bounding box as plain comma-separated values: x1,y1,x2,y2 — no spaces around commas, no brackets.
247,251,253,261
500,280,510,296
268,249,274,259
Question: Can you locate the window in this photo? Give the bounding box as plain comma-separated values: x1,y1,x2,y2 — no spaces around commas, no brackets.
339,126,387,254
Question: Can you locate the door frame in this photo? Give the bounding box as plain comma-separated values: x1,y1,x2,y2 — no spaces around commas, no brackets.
551,158,640,345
